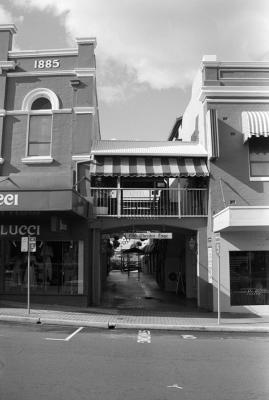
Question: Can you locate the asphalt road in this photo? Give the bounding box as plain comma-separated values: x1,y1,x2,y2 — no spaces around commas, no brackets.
0,322,269,400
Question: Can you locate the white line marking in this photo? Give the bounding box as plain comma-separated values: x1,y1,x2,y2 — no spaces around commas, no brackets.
167,384,183,389
45,327,84,341
137,330,151,343
65,327,84,341
181,334,196,339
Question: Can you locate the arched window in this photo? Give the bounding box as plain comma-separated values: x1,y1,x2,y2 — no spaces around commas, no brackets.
22,88,59,162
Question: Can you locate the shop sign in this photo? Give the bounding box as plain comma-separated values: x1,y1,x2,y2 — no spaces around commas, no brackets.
0,193,18,206
125,232,173,240
0,225,40,236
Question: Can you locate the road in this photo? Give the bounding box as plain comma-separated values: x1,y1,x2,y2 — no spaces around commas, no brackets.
0,322,269,400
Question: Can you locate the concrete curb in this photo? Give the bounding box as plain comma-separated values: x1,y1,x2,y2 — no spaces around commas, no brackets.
1,315,269,332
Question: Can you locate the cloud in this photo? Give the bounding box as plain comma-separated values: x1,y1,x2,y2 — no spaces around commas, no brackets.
7,0,269,102
0,4,13,23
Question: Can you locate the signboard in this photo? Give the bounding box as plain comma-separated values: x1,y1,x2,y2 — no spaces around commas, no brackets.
215,233,220,255
21,237,28,252
0,225,40,236
21,237,36,252
125,232,173,240
29,237,36,253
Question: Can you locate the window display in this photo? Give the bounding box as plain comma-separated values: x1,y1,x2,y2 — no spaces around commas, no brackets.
1,240,83,295
230,251,269,305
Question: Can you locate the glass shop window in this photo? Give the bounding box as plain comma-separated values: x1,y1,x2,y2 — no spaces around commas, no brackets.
230,251,269,305
1,240,84,295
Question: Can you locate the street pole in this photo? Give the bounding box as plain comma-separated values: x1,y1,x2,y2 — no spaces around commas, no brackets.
27,236,30,314
217,251,221,325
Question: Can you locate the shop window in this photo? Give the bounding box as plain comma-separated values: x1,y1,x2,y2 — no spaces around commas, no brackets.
230,251,269,305
1,240,84,295
249,137,269,178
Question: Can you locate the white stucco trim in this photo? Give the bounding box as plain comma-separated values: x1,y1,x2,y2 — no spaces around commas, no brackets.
0,61,16,74
72,155,92,162
6,109,72,115
0,110,5,117
21,156,54,164
73,107,95,114
75,68,96,77
22,88,59,110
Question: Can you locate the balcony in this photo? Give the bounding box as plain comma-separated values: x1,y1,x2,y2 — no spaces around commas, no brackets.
90,188,208,218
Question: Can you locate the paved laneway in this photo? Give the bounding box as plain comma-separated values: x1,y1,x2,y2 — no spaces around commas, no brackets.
101,269,198,311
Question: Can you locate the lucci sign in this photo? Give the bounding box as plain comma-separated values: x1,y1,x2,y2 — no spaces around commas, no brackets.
0,225,40,236
0,193,18,206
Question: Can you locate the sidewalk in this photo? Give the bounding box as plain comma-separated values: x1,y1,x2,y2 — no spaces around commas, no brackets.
1,301,269,332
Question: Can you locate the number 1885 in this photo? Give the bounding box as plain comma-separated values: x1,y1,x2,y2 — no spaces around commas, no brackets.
34,59,60,69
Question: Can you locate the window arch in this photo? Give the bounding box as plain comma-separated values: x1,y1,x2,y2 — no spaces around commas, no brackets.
22,88,59,111
22,88,59,162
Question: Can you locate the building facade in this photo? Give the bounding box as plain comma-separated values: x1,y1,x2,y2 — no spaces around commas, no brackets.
180,55,269,315
0,25,100,306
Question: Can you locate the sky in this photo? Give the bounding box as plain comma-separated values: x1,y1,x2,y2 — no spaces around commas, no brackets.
0,0,269,141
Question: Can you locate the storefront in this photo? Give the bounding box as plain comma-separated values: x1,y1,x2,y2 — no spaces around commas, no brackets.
0,190,91,306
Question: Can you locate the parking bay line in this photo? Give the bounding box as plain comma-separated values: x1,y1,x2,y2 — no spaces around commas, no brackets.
45,327,84,341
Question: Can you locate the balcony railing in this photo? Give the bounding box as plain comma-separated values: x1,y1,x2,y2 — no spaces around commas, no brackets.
90,187,208,217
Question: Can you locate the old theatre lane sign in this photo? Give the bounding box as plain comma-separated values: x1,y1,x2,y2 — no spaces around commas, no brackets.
0,225,40,236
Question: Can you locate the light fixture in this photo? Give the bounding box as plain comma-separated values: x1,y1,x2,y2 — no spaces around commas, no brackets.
189,237,196,251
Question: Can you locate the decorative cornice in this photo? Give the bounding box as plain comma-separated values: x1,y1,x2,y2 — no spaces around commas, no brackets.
205,98,269,104
202,60,269,69
8,49,78,58
199,86,269,102
76,37,97,48
7,70,76,78
0,109,5,117
0,24,17,34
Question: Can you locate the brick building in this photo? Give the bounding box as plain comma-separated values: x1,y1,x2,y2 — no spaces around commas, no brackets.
0,24,100,305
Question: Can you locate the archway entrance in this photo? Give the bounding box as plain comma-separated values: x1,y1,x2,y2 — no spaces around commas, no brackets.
100,227,198,312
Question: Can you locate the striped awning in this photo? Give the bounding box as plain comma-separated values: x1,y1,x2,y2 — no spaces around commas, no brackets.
242,111,269,142
89,156,209,177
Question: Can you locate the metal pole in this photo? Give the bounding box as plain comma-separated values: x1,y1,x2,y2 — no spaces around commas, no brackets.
27,236,30,314
217,252,221,325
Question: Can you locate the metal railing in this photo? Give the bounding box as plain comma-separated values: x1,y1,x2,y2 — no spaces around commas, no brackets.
90,187,208,217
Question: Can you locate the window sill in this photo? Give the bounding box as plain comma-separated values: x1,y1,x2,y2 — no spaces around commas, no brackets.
21,156,54,164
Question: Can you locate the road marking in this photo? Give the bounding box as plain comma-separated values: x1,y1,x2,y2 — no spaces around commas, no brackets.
181,334,196,340
137,330,151,343
65,327,84,341
167,384,183,389
45,327,84,341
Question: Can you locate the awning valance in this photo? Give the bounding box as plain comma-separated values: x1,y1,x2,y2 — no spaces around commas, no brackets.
242,111,269,142
89,156,209,177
